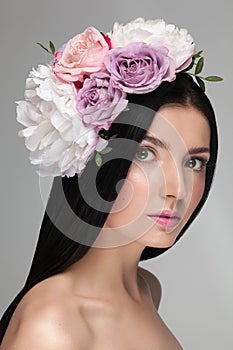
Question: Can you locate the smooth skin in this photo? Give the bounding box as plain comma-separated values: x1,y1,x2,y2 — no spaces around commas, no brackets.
1,105,210,349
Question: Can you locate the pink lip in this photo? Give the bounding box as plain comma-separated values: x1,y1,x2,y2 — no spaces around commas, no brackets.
148,210,181,228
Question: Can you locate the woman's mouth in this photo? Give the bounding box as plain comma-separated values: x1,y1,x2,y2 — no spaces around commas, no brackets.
148,210,181,228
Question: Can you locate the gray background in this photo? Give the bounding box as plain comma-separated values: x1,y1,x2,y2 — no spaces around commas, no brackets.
0,0,232,349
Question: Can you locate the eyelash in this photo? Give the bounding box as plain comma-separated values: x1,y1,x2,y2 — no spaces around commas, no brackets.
135,146,208,172
184,157,208,172
135,146,156,162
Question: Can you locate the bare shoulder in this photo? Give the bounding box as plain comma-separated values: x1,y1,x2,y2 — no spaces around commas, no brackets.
138,266,162,310
1,275,92,350
1,302,78,349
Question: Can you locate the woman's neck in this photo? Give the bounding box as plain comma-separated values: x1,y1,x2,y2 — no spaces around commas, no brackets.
65,241,146,303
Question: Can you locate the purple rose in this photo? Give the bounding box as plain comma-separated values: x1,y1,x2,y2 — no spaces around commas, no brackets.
104,42,176,93
76,72,128,130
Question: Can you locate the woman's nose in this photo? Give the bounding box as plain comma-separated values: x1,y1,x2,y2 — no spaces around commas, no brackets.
159,158,188,201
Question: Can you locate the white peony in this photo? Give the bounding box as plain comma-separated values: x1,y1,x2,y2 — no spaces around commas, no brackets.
108,18,195,71
16,64,107,177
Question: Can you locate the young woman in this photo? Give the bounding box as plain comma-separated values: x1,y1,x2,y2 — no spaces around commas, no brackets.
0,18,219,349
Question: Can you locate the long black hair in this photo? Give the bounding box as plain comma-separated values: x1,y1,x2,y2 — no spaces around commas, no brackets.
0,73,218,343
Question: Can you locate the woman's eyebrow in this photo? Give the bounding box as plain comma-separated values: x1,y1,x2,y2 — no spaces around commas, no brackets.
188,147,210,155
142,136,210,155
142,135,170,150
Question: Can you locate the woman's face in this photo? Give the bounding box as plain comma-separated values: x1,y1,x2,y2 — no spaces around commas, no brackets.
98,105,211,249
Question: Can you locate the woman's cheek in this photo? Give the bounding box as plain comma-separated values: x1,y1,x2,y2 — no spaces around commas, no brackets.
128,165,150,210
189,175,206,212
108,163,149,225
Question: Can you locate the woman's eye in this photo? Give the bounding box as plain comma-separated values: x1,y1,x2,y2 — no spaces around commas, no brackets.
135,146,155,162
185,158,207,171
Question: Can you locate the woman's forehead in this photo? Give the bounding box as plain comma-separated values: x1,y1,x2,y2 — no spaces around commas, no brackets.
146,105,211,149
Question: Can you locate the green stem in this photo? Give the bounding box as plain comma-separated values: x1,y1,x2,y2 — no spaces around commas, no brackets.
187,72,205,80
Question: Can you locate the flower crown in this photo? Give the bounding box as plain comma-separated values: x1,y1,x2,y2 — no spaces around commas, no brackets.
16,18,222,177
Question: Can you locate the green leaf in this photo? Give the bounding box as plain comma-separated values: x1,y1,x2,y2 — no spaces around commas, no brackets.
49,41,56,55
99,133,110,140
182,57,195,72
95,153,102,167
193,50,203,58
196,76,205,92
195,57,204,75
110,133,118,139
98,131,106,138
89,153,95,161
37,42,50,53
204,75,223,82
100,146,112,155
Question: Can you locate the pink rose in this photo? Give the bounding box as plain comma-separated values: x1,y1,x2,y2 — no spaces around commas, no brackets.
53,27,110,83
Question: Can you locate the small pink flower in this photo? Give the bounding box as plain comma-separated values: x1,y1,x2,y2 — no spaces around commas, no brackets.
53,27,110,83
